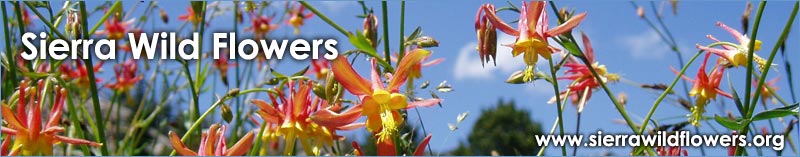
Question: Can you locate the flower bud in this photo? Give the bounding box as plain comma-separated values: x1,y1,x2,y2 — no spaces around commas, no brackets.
411,36,439,48
220,103,233,123
637,6,645,18
66,11,82,39
160,9,169,24
363,13,379,48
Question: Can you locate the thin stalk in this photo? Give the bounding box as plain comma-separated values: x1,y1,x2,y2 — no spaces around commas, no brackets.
2,2,18,99
638,50,704,134
24,2,67,39
743,1,767,118
79,1,120,155
398,1,405,62
56,79,92,155
547,59,567,156
299,1,350,36
381,1,390,64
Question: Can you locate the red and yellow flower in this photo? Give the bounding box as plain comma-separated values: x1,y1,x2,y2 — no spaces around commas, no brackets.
558,33,619,111
105,59,143,92
476,1,586,80
246,14,280,39
697,22,767,70
673,53,733,126
330,49,441,142
252,80,362,155
169,124,254,156
178,7,201,27
286,2,314,35
351,134,433,156
1,80,102,155
95,16,134,40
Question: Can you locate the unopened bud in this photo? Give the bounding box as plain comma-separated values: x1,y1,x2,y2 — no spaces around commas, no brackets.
618,92,628,106
160,9,169,23
220,104,233,123
363,13,379,48
505,71,527,84
637,6,645,18
412,36,439,48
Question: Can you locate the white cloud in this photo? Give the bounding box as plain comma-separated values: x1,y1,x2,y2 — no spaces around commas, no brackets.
620,30,670,59
453,34,526,80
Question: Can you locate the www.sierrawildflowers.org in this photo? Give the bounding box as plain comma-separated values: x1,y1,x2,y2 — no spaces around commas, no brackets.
536,131,784,150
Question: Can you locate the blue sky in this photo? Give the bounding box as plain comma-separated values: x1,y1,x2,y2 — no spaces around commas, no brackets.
6,0,800,156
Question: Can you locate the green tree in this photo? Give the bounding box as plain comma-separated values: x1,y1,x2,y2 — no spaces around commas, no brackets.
452,99,543,156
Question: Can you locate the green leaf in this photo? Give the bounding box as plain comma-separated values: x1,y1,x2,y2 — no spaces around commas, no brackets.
348,31,378,57
752,103,799,121
714,115,748,130
407,26,422,42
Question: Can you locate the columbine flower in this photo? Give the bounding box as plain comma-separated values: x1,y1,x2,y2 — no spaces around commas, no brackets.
169,124,254,156
1,80,102,155
351,134,432,156
286,2,314,35
657,146,688,156
557,33,619,112
214,51,237,86
94,16,134,40
331,49,441,142
246,14,279,40
307,59,331,79
476,1,586,80
252,80,362,155
178,7,201,28
754,77,780,105
59,60,103,88
697,22,768,70
105,59,143,92
673,53,733,126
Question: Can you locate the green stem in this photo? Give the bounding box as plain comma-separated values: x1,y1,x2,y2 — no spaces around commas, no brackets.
299,1,350,36
24,2,67,39
638,50,704,134
398,1,405,62
381,1,390,64
736,1,767,155
2,2,18,99
547,59,567,156
79,1,117,155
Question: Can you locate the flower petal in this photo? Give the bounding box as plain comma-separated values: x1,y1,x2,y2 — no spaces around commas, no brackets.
581,32,595,63
388,49,431,91
1,105,26,132
377,137,397,156
224,130,255,156
413,134,433,156
337,122,366,131
407,98,441,109
310,105,363,129
351,141,364,156
169,131,198,156
546,12,587,37
331,56,373,95
54,135,103,147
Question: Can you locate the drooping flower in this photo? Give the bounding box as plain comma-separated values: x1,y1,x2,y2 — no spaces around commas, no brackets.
673,53,733,126
307,59,331,79
754,77,780,105
286,2,314,35
94,16,135,40
330,49,441,142
476,1,586,80
178,7,201,27
246,14,280,39
556,33,619,111
59,60,103,88
214,51,238,86
168,124,254,156
351,134,432,156
252,80,362,155
696,22,768,70
105,59,143,92
1,80,102,155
